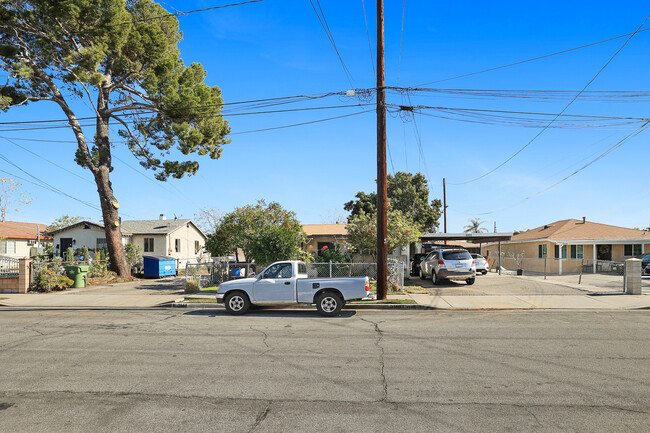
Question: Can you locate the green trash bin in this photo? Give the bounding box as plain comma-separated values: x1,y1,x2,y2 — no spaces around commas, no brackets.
65,265,90,288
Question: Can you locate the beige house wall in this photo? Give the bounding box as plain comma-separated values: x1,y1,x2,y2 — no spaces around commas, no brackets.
482,241,650,274
0,238,34,259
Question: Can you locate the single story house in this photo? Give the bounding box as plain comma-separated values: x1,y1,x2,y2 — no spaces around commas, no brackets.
0,220,52,258
50,215,208,269
481,218,650,274
302,223,401,263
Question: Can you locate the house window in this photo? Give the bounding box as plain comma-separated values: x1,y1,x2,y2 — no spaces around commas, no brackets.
175,239,181,253
0,240,16,254
624,244,642,256
144,238,154,253
96,238,107,249
537,244,547,259
317,242,334,257
554,245,567,259
570,245,584,259
195,241,200,254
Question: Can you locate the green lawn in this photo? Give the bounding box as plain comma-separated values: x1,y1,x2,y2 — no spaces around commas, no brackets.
198,286,220,294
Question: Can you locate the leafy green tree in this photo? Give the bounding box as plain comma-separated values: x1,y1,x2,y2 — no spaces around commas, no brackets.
344,172,442,231
47,215,87,233
124,243,143,274
346,209,421,259
205,200,307,266
0,1,230,276
464,218,488,233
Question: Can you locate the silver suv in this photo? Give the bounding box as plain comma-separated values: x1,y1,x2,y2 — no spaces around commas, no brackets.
420,248,476,285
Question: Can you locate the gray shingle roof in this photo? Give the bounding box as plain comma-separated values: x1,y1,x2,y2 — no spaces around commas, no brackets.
121,219,193,235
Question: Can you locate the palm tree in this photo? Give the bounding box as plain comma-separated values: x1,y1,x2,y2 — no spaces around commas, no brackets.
464,218,488,233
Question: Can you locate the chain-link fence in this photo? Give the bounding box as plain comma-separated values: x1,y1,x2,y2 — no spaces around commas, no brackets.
497,256,626,276
305,261,405,291
185,260,406,290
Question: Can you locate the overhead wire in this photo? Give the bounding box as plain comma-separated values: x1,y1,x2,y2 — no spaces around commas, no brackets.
449,14,650,186
360,0,375,77
468,121,650,216
413,26,650,86
308,0,355,88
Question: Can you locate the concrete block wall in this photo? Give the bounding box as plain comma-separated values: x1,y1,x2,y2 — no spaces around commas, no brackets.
0,258,31,294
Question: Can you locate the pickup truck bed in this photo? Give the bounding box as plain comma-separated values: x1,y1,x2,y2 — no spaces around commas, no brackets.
216,261,370,316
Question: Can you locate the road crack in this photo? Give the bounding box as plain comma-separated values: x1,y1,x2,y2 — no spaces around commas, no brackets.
360,317,387,402
250,326,271,355
248,402,271,433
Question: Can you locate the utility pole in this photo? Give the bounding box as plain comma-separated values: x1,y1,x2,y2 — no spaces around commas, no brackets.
376,0,387,300
443,178,447,244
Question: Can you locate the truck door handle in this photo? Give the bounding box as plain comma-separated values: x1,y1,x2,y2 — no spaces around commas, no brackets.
284,282,290,285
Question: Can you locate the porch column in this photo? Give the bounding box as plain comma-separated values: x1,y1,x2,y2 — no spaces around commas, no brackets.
593,244,597,274
558,244,563,276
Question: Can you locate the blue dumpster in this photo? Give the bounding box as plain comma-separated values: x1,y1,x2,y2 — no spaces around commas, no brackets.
143,255,176,278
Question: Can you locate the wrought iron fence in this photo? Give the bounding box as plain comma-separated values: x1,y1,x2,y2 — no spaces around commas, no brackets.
0,255,19,278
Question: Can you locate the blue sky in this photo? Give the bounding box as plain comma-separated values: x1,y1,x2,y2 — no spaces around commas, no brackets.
1,0,649,233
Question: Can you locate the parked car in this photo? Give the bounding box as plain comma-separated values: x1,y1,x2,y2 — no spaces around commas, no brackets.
216,261,370,316
420,248,476,285
410,253,427,276
641,253,650,271
471,253,489,275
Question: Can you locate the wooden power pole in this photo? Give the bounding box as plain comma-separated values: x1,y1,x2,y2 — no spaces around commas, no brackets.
443,178,447,244
376,0,387,300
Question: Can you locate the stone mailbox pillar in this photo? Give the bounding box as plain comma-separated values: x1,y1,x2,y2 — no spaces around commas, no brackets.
624,258,642,295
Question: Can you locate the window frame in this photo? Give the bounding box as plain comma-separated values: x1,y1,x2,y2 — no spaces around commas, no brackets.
175,239,181,253
144,237,154,253
570,245,584,260
538,244,548,259
554,244,567,259
624,244,642,256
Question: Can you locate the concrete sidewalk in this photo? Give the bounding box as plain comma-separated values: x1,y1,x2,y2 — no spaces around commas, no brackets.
1,275,648,310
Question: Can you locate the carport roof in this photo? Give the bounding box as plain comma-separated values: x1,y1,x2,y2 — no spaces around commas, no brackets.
420,232,513,243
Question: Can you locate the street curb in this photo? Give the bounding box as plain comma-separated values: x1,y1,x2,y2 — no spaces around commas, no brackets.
165,302,432,310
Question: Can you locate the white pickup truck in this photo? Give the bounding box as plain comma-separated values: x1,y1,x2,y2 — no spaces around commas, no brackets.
216,261,370,316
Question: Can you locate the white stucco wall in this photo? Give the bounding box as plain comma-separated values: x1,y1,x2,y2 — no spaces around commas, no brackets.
53,225,129,257
0,238,32,258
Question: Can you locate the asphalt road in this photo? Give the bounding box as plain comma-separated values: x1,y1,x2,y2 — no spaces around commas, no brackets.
1,308,648,432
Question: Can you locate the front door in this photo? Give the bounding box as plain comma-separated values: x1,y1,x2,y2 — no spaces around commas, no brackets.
60,238,73,258
597,244,612,261
253,262,295,303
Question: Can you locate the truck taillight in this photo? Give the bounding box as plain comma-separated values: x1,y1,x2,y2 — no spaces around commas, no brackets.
365,280,370,291
438,260,444,265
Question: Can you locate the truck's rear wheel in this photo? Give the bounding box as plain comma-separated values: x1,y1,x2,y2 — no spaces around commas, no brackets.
316,292,343,317
224,292,250,315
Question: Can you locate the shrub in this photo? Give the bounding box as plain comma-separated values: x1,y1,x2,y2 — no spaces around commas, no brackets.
36,269,73,292
184,279,200,293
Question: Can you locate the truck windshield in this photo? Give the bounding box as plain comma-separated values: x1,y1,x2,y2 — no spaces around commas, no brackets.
263,263,292,279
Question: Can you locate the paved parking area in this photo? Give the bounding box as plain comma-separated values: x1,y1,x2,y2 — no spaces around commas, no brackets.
408,272,650,296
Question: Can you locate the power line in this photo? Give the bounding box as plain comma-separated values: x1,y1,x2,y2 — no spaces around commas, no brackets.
102,1,264,28
414,26,650,86
360,0,375,77
0,104,374,132
396,0,406,85
469,121,650,216
0,91,356,125
308,0,355,87
230,109,373,134
3,137,94,185
450,14,650,186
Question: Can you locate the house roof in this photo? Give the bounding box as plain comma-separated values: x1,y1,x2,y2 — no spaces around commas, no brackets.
49,219,206,239
302,224,348,237
511,219,650,242
121,219,200,236
0,221,52,240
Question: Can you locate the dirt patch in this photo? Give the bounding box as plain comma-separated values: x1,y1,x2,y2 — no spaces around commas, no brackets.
88,271,140,286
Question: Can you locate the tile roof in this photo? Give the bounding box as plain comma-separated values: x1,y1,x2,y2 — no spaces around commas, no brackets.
511,219,650,242
0,221,52,240
302,224,348,237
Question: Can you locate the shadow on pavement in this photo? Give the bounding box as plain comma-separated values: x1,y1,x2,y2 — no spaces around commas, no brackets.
184,308,357,319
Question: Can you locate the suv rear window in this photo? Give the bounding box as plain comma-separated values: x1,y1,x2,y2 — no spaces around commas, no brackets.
442,250,472,261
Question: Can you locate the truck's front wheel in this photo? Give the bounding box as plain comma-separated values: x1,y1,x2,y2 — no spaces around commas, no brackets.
316,292,343,317
224,292,251,315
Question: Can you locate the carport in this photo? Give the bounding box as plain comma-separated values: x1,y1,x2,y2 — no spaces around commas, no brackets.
419,232,514,275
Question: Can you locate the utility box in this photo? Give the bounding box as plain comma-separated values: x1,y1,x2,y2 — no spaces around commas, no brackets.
624,258,642,295
143,255,176,278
